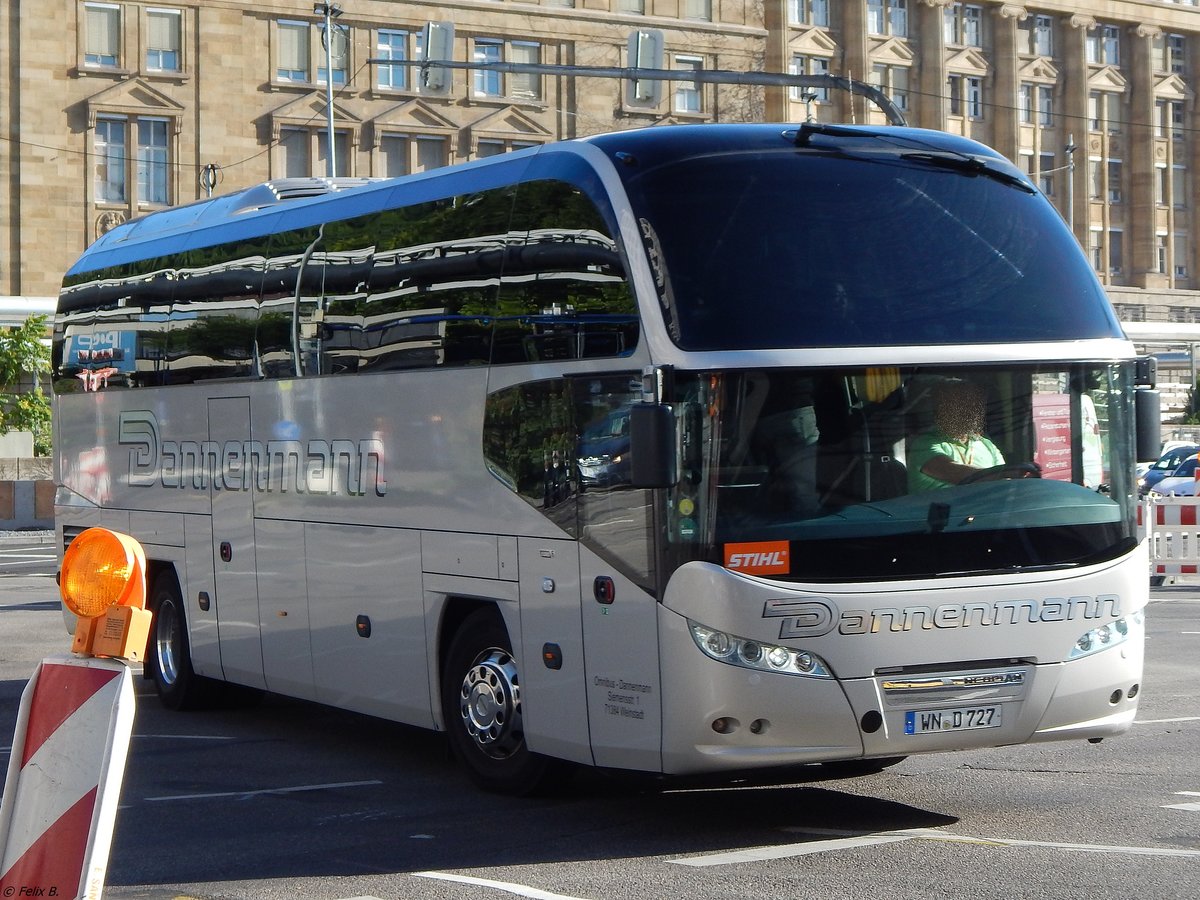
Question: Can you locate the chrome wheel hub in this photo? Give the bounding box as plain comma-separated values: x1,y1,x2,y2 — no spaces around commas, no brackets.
459,649,522,759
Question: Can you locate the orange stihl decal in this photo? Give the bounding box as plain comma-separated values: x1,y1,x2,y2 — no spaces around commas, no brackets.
724,541,790,575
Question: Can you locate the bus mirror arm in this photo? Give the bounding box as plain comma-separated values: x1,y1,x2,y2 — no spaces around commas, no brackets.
629,403,677,488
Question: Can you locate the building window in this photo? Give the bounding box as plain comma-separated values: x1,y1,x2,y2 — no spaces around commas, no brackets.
1039,152,1055,196
317,25,349,86
84,3,121,68
94,117,126,202
682,0,711,21
279,127,353,177
1176,234,1190,277
1156,99,1184,139
145,8,181,72
1169,34,1186,73
472,38,541,101
870,64,909,112
791,55,830,102
137,118,169,205
620,0,646,12
1109,229,1123,275
1088,91,1121,133
675,55,703,113
380,133,449,175
1087,24,1120,66
281,127,310,177
947,74,982,118
376,29,409,90
945,4,983,48
95,115,171,207
475,138,538,159
1158,234,1169,274
1033,15,1053,56
277,21,311,82
1157,164,1168,205
1107,159,1123,202
317,130,351,177
1174,166,1188,208
788,0,829,27
868,0,907,38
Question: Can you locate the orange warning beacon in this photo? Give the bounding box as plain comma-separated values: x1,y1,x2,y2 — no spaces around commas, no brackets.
60,528,151,661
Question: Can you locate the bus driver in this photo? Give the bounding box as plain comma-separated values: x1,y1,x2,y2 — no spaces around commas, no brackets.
908,380,1011,491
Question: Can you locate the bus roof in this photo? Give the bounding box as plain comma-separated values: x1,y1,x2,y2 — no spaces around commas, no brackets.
66,123,1018,282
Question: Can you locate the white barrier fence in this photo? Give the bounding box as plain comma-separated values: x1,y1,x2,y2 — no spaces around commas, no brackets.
1140,495,1200,578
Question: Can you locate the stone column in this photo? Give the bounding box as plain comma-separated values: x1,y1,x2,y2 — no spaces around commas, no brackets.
1062,14,1096,244
1129,24,1162,288
992,5,1028,160
916,0,952,130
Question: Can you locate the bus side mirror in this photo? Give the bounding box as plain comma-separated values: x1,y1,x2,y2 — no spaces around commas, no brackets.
630,403,676,488
1135,388,1161,463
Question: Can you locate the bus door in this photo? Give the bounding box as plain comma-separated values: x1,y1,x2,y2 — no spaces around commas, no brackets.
516,537,593,765
208,396,266,689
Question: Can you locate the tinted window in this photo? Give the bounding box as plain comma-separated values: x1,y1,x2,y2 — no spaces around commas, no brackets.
484,373,654,590
618,149,1119,350
492,181,638,364
167,240,264,383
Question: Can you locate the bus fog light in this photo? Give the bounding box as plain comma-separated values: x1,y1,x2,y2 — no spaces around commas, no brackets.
688,620,832,678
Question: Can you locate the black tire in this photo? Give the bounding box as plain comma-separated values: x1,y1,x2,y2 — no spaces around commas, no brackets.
148,571,206,710
441,607,560,795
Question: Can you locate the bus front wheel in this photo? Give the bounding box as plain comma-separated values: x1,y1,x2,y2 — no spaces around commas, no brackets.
148,571,205,711
442,608,559,795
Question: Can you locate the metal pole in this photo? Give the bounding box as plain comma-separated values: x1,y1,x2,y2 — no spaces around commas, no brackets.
315,3,342,178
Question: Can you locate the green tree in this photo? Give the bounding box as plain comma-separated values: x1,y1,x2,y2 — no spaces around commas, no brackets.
0,315,51,455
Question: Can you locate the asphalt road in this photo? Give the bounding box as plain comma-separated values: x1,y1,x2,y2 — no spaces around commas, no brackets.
2,571,1197,900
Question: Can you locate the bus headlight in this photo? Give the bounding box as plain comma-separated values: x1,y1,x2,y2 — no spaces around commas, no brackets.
1069,610,1144,660
688,620,833,678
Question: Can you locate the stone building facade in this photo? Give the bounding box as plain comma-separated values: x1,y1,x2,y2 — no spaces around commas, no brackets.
2,0,1200,323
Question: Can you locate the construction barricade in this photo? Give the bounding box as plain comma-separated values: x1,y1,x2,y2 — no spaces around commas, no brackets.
1140,494,1200,581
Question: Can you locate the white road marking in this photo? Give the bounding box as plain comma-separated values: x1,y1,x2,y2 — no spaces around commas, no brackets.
143,779,382,802
1165,791,1200,812
414,871,593,900
669,826,1200,866
1134,716,1200,724
670,834,912,865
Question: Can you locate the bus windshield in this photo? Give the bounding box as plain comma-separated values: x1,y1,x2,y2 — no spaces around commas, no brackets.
661,364,1137,582
615,145,1121,349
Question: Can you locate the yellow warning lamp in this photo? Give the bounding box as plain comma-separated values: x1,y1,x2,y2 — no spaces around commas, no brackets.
61,528,151,661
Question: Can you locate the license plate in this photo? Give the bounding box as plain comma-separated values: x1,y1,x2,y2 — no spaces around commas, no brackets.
905,705,1002,735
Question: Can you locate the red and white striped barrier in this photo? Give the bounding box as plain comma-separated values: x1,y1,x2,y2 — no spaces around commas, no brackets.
0,656,135,900
1140,496,1200,576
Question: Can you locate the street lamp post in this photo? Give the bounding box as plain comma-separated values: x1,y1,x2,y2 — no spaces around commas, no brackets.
314,3,343,179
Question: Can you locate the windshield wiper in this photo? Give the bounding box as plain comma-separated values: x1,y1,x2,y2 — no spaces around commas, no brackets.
900,151,1036,194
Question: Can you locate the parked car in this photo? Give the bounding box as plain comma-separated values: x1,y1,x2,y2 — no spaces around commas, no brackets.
1140,444,1200,496
1148,453,1200,498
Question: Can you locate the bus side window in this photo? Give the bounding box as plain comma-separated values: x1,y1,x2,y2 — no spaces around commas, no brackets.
259,228,317,379
492,181,638,365
339,195,510,373
169,242,261,383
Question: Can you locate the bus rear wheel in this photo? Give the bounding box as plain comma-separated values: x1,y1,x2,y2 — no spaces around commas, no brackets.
442,608,559,795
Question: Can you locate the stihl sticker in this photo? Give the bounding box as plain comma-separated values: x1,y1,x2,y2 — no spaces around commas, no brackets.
724,541,790,575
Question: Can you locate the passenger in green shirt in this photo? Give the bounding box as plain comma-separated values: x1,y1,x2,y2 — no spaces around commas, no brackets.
908,380,1007,492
